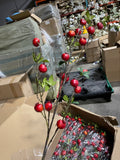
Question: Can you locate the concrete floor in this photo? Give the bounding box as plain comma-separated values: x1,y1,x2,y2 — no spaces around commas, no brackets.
70,61,120,124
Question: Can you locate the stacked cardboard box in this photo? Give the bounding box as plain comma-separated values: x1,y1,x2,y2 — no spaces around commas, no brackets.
102,46,120,82
86,39,101,63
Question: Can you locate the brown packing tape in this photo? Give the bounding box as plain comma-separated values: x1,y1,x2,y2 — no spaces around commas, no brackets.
10,10,31,21
31,13,42,24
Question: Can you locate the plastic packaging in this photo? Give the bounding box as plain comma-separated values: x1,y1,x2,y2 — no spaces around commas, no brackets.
31,4,60,21
51,34,66,73
52,115,111,160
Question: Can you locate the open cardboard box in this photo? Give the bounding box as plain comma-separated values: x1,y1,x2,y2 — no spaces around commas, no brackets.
0,92,62,160
10,10,42,25
102,46,120,82
45,102,120,160
0,72,34,100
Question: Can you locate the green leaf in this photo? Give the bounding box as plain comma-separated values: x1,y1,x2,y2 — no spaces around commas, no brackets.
77,67,83,73
43,77,47,83
38,57,49,64
86,10,90,19
59,61,65,65
45,85,50,91
42,59,49,63
81,10,87,17
71,97,74,103
71,37,74,44
63,95,69,102
74,41,80,47
32,52,37,63
72,101,79,105
37,57,44,64
48,75,56,86
83,72,90,79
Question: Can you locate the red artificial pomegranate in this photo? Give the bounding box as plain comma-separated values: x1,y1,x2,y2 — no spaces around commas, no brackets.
74,86,82,93
70,79,79,87
83,69,88,72
87,26,95,34
45,102,52,111
33,38,40,47
75,28,82,35
80,18,87,25
61,150,66,156
97,22,103,29
61,73,69,82
68,30,75,37
39,64,47,73
57,119,66,129
79,37,87,45
34,103,43,112
61,53,70,61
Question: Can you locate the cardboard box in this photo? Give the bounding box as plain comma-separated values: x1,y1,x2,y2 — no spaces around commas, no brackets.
10,10,42,25
0,73,34,100
0,92,60,160
40,17,62,36
108,31,120,46
45,102,120,160
86,39,101,63
102,46,120,82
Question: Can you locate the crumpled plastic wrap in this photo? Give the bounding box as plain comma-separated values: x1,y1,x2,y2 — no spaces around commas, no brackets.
52,115,111,160
31,4,60,21
51,34,66,73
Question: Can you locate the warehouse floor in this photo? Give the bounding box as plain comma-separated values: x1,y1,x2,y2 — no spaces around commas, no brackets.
70,61,120,124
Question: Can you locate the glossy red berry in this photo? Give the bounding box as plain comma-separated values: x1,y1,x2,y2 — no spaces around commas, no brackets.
70,79,79,87
97,22,103,29
39,64,47,73
61,150,66,156
45,102,52,111
87,26,95,34
69,149,74,154
79,37,87,45
80,18,87,25
57,119,66,129
68,30,75,37
61,53,70,61
33,38,40,47
75,28,82,35
94,153,99,158
34,103,43,112
74,86,82,93
54,151,59,156
83,69,88,72
61,73,69,82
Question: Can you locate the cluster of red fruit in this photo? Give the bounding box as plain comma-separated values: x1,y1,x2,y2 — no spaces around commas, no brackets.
67,18,103,46
33,39,82,129
52,115,110,160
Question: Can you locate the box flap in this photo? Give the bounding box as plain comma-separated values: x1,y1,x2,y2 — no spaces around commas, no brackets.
0,73,25,86
111,127,120,160
10,10,31,21
0,97,25,125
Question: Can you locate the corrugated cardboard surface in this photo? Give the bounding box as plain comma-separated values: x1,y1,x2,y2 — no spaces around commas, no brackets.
40,17,62,36
46,102,120,160
0,93,60,160
108,31,120,46
86,47,101,63
0,73,33,100
102,47,120,82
